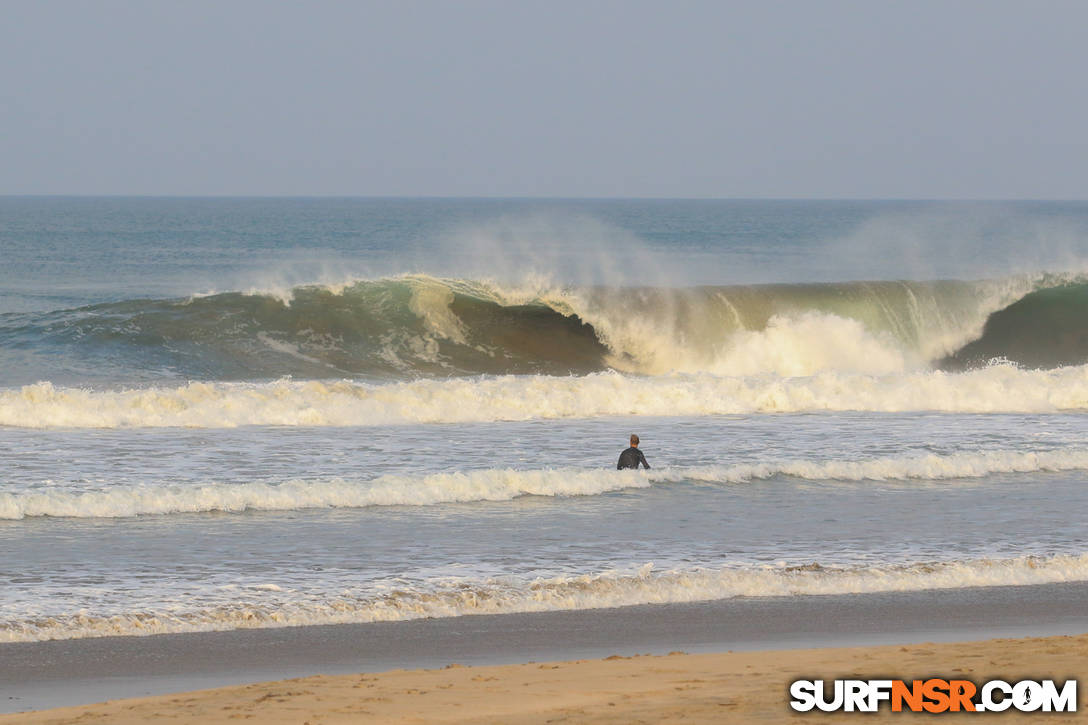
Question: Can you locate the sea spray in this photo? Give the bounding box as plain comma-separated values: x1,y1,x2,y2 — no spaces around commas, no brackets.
0,274,1065,383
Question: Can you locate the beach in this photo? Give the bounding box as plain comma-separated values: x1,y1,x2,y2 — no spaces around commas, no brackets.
4,583,1088,716
6,1,1088,720
4,198,1088,721
4,630,1086,723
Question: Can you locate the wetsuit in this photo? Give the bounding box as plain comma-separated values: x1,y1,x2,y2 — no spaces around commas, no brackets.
617,446,650,470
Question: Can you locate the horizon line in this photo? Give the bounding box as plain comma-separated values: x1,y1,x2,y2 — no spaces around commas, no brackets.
2,194,1087,203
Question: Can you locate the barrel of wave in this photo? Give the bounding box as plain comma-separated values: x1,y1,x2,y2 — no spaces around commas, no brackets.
547,280,1015,376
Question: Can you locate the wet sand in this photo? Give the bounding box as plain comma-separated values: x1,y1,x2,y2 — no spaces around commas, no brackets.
3,583,1088,720
3,633,1086,724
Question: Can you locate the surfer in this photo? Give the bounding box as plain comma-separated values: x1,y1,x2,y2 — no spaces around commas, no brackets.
617,434,651,470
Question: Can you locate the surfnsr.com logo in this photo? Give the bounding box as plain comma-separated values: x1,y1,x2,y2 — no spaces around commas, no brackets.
790,678,1078,713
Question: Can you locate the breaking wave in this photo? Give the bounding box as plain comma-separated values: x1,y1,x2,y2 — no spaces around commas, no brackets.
5,553,1086,642
941,282,1088,369
6,272,1088,384
5,362,1088,429
5,449,1087,519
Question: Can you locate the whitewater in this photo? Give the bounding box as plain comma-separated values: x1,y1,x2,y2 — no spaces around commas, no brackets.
0,272,1075,384
4,447,1088,520
6,363,1088,429
3,197,1088,644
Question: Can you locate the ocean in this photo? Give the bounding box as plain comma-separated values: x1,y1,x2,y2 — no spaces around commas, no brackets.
3,197,1088,644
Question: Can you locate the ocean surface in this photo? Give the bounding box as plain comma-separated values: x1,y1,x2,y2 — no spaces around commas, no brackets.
3,197,1088,643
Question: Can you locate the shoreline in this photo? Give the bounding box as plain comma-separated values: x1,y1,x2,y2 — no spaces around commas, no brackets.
4,581,1088,714
3,632,1086,723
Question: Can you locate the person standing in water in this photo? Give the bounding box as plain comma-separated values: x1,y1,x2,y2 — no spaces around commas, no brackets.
617,434,651,470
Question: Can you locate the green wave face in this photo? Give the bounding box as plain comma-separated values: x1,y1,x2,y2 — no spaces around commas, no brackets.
2,274,1084,382
0,277,611,382
941,283,1088,370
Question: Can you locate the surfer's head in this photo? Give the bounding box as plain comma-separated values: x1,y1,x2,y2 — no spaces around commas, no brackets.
630,434,639,447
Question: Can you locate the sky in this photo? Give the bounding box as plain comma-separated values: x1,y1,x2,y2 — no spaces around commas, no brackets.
2,0,1087,198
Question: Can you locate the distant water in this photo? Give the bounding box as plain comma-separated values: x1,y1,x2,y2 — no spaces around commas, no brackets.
3,197,1088,643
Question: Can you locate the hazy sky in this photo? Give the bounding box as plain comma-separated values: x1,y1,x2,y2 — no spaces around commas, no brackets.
3,0,1087,198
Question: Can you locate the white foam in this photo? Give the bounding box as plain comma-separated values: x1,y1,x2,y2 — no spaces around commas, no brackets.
4,363,1088,430
0,468,651,519
4,449,1087,519
4,553,1086,642
481,275,1040,376
116,272,1070,380
699,312,913,376
234,272,1037,377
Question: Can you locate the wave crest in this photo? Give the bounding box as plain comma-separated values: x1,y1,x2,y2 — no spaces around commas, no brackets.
6,273,1078,382
5,363,1088,430
5,449,1087,519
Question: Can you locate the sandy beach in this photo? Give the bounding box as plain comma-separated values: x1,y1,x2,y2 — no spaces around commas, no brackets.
6,583,1088,713
6,2,1088,722
4,632,1085,724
